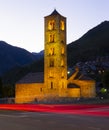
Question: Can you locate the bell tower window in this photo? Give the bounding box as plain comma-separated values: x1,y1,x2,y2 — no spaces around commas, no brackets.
49,48,55,55
48,20,55,30
49,70,53,77
61,59,64,67
61,47,65,55
49,34,55,43
60,20,65,30
50,59,54,67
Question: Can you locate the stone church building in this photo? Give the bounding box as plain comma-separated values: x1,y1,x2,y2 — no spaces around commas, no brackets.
15,10,96,103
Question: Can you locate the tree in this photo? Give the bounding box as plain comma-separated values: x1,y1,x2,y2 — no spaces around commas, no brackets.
2,84,15,98
102,70,109,89
101,70,109,99
0,77,3,97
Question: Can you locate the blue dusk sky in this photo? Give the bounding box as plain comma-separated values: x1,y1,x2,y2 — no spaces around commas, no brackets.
0,0,109,52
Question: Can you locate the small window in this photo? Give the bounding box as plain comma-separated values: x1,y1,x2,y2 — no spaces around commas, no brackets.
40,88,42,92
51,82,53,89
50,59,54,67
61,59,64,66
61,40,64,44
49,34,55,43
61,47,65,54
49,48,55,55
49,70,53,77
61,70,64,78
48,20,55,30
60,20,65,30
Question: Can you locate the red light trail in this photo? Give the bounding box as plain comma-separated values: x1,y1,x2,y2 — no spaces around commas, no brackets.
0,104,109,117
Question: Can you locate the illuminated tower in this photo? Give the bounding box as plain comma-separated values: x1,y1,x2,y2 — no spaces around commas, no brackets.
44,10,67,97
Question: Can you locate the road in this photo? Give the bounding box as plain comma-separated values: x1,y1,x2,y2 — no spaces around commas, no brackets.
0,110,109,130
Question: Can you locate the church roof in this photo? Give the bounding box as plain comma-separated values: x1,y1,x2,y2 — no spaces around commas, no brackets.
78,74,93,80
17,72,44,84
67,83,80,88
68,69,94,81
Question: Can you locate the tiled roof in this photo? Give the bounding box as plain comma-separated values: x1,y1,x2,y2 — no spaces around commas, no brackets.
17,72,44,84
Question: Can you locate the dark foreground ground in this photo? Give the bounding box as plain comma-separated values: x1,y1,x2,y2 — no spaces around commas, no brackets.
0,99,109,130
0,110,109,130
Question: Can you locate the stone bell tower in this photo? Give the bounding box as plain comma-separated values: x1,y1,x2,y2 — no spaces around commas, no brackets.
44,9,67,97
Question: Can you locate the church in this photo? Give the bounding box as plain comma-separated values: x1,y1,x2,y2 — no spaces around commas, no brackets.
15,10,96,103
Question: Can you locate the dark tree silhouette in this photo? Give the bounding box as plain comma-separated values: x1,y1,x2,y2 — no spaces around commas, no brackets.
102,70,109,89
0,77,3,97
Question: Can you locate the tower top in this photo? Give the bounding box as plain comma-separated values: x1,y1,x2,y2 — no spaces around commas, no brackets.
50,9,61,15
45,9,66,18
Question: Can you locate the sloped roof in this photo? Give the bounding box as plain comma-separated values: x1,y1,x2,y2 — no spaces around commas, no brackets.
17,72,44,84
67,83,80,88
50,9,61,15
78,74,93,80
68,70,94,80
73,71,81,80
45,9,65,18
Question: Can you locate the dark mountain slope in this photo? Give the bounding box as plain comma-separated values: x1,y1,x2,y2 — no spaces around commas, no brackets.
2,21,109,84
2,58,44,84
0,41,39,76
67,21,109,67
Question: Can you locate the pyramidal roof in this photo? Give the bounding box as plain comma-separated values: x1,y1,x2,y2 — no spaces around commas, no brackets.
45,9,65,18
50,9,61,15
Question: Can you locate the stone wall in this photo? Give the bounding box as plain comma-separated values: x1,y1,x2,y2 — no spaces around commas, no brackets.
15,83,44,103
67,88,80,97
67,79,96,98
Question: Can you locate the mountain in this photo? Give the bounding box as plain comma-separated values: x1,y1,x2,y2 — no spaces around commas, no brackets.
32,50,44,56
2,21,109,84
2,58,44,84
67,21,109,67
0,41,40,76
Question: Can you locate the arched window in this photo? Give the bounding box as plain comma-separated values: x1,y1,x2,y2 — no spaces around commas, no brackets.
60,20,65,30
40,88,42,92
61,70,64,78
61,40,64,44
61,59,64,67
49,34,55,42
61,47,65,54
50,59,54,67
49,48,55,55
49,70,53,77
51,82,53,89
48,20,55,30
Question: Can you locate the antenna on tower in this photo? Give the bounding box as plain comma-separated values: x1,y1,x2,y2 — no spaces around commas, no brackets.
54,7,56,11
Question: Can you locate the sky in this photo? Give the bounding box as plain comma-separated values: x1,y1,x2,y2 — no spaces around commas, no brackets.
0,0,109,52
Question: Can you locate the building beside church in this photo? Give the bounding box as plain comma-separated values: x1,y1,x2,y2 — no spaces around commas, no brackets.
15,10,96,103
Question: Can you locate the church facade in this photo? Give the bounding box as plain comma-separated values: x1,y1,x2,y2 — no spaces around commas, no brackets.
15,10,96,103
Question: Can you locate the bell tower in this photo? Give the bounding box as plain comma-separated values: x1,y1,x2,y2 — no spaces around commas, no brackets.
44,10,67,97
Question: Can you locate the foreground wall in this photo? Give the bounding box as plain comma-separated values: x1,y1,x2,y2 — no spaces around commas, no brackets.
15,83,44,103
15,80,96,103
